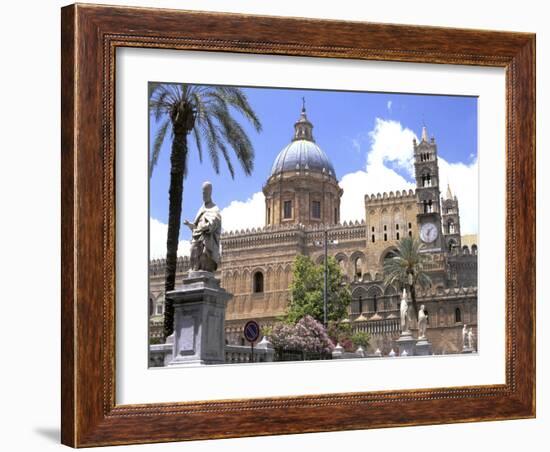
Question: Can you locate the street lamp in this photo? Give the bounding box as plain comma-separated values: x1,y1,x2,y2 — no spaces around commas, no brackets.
314,229,338,327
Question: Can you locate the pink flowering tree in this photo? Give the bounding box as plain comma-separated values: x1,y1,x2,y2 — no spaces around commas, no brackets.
269,315,335,354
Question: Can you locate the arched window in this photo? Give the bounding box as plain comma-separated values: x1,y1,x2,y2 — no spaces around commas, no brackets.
471,244,478,255
455,307,462,323
253,271,264,293
354,257,363,280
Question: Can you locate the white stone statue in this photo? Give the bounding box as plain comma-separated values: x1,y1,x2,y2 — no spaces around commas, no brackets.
184,181,222,272
462,324,468,349
467,328,474,350
418,304,427,339
399,288,410,332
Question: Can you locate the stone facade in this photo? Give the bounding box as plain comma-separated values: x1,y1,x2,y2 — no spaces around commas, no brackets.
149,107,478,355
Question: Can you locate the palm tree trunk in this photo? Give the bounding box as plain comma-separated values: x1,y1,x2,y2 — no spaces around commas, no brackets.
409,284,419,321
162,131,188,340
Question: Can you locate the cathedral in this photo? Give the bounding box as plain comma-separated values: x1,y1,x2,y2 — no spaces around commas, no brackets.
149,104,478,355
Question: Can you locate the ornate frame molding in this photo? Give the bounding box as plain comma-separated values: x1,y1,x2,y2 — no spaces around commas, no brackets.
61,4,535,447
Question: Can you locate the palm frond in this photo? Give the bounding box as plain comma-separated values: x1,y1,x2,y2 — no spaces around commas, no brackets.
215,86,262,132
211,105,255,175
202,115,221,174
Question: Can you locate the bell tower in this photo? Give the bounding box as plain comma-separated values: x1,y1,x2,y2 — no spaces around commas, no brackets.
441,184,461,253
414,126,444,250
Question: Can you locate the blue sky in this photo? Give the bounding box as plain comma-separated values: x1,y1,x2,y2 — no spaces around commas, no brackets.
149,85,478,258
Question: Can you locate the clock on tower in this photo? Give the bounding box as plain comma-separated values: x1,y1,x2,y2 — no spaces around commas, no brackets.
414,126,444,250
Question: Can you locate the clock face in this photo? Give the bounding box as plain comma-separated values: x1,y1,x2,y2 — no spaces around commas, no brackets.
420,222,438,243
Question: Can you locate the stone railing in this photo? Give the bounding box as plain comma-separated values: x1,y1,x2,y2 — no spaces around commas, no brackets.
351,316,401,335
225,343,275,364
149,337,275,367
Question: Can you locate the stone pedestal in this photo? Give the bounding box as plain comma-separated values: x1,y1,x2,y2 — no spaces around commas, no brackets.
396,332,416,357
415,338,433,356
167,271,231,367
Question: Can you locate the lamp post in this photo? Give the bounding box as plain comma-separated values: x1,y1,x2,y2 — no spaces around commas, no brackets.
314,229,338,327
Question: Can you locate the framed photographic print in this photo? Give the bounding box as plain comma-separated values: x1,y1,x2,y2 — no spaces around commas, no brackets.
61,3,536,447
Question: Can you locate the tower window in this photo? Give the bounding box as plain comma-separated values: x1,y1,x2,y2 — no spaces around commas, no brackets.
422,174,432,187
395,224,399,230
447,220,455,234
283,200,292,219
311,200,321,219
267,207,271,225
408,222,412,229
371,234,375,243
253,271,264,293
384,233,387,242
408,231,412,237
373,294,378,313
423,200,433,213
371,226,375,232
358,297,363,314
396,232,400,240
334,207,338,223
384,225,387,231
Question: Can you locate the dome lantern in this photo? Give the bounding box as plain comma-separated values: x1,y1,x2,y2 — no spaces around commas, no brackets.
270,100,336,178
292,97,314,142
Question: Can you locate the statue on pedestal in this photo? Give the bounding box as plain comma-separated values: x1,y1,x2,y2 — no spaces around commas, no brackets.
184,181,222,273
418,304,427,339
462,324,468,349
467,328,474,350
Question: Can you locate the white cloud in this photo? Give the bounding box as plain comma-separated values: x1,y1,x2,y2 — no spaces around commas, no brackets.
438,158,479,235
367,118,416,178
387,100,392,112
340,118,478,235
149,217,191,259
220,191,265,233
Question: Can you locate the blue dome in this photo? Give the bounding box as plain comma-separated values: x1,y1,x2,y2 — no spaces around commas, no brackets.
270,140,336,178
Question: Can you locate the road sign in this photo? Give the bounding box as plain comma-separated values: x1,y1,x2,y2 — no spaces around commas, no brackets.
243,320,260,343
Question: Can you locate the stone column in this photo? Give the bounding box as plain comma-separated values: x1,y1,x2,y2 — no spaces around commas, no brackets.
168,271,232,367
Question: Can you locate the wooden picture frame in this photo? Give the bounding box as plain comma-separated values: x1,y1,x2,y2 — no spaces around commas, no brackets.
61,3,535,447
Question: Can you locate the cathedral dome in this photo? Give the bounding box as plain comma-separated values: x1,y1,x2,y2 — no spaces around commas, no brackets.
270,101,336,178
270,140,336,178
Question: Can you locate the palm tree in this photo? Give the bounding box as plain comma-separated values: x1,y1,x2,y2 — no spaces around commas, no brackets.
383,236,432,320
149,83,262,340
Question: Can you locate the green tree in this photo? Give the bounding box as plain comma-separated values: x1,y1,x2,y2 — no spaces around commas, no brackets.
286,255,351,324
351,331,371,349
149,83,262,340
383,236,432,320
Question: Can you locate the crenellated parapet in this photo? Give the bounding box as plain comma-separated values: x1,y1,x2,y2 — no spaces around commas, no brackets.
365,189,416,204
149,256,190,276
